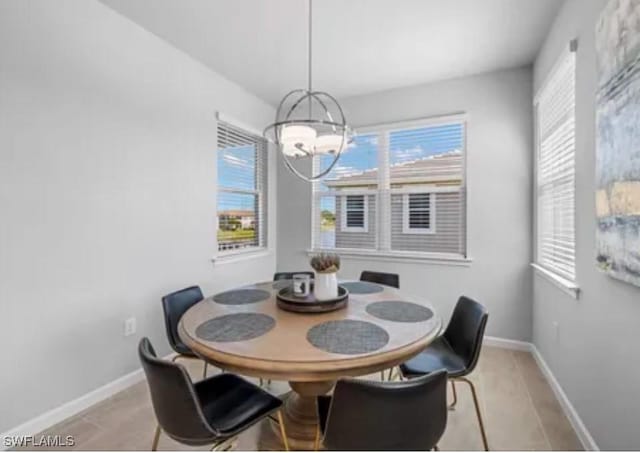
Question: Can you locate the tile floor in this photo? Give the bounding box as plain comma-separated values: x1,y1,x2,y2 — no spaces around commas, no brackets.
25,347,582,451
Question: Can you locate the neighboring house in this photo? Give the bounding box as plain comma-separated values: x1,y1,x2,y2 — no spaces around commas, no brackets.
218,209,256,230
324,151,464,253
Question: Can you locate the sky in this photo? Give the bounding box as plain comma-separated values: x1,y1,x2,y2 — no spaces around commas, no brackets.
217,145,257,212
216,122,464,214
317,123,464,212
319,123,464,189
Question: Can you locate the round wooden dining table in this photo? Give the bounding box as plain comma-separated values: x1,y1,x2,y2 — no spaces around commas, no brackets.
179,279,441,450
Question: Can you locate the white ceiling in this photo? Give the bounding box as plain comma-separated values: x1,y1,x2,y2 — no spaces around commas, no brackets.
102,0,563,106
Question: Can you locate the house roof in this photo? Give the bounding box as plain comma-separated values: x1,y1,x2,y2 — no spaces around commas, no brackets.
325,151,463,187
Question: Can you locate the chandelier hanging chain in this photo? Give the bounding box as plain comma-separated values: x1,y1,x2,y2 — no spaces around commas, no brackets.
263,0,352,182
308,0,313,93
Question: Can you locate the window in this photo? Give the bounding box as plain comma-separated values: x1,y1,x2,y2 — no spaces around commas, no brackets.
341,195,368,232
403,193,434,234
216,120,267,254
312,133,378,251
534,44,576,282
311,116,466,258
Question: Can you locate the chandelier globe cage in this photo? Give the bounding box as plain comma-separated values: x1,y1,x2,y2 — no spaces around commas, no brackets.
265,89,352,181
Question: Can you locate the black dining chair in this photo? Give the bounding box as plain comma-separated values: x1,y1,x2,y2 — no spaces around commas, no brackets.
274,271,315,281
400,296,489,451
139,338,289,451
315,370,447,451
161,286,210,379
359,270,400,289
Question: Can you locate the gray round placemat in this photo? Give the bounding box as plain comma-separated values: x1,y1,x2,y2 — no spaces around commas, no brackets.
195,313,275,342
307,320,389,354
366,301,434,322
213,289,271,305
340,281,384,294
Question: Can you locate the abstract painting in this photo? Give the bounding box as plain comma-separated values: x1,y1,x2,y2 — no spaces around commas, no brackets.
596,0,640,286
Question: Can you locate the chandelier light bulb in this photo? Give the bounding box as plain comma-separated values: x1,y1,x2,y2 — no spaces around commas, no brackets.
314,134,345,155
280,125,317,147
282,143,308,157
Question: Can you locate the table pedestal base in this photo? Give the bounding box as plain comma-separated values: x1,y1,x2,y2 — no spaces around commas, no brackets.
259,381,335,451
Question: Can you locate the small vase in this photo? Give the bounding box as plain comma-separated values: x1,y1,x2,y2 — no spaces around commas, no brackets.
314,271,338,300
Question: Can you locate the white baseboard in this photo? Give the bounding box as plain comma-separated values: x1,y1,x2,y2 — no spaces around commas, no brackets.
484,335,533,351
0,352,176,452
485,335,597,450
530,346,599,451
0,369,144,450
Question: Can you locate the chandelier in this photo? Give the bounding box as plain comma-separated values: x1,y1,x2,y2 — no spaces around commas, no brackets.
263,0,352,182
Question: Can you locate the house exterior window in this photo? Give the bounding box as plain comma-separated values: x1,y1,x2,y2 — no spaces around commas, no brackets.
534,44,576,283
403,193,435,234
311,115,466,258
341,195,368,232
216,120,267,255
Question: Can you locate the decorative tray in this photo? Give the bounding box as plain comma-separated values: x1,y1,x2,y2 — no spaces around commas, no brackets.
276,285,349,313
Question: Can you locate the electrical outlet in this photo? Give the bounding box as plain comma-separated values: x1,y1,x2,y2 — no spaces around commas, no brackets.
124,317,137,337
552,321,559,342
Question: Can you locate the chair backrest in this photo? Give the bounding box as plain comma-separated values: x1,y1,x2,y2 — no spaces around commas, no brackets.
359,270,400,289
161,286,203,352
138,338,217,444
443,296,489,374
323,370,447,450
273,271,315,281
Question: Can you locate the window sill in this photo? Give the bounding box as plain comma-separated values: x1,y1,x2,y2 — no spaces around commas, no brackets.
531,263,580,299
212,248,271,265
307,248,472,266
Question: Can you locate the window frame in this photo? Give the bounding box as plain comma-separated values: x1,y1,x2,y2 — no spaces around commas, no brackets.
311,113,468,262
402,192,436,235
532,42,578,293
215,115,268,259
340,194,369,233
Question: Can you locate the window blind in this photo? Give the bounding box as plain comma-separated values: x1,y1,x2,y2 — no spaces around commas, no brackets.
535,46,576,281
387,123,465,254
217,120,267,254
311,118,466,257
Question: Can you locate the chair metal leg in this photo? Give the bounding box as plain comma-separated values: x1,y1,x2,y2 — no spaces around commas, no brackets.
210,437,237,451
276,410,290,451
458,377,489,451
151,425,161,451
388,367,402,381
380,370,385,381
449,379,458,410
259,378,264,386
172,354,210,381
